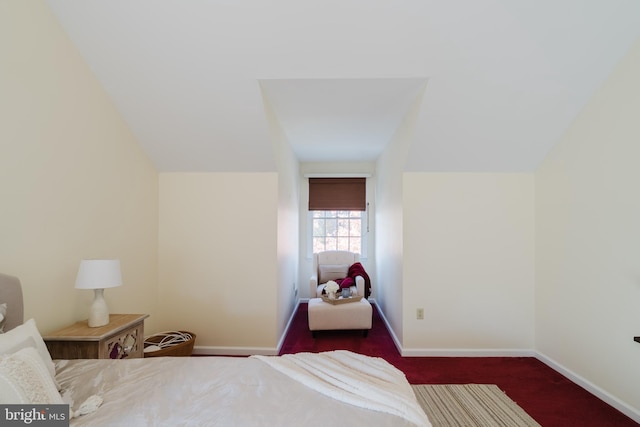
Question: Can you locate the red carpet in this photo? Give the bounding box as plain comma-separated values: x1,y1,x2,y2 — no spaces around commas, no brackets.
280,302,638,427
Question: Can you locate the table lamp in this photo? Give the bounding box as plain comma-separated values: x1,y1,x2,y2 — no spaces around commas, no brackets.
75,259,122,327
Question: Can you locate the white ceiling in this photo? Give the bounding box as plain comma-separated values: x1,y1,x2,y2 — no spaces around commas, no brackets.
46,0,640,172
260,78,427,162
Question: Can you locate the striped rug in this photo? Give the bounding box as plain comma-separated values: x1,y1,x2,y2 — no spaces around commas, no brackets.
412,384,541,427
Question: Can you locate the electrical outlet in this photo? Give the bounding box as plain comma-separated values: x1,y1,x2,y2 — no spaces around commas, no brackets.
416,308,424,320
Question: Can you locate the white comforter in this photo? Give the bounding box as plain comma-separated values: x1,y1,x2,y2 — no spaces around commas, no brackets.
55,351,429,427
252,351,430,427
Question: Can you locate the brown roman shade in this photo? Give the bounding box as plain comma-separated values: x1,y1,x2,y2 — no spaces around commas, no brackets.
308,178,366,211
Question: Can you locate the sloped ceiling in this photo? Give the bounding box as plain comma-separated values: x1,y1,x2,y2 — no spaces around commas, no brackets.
46,0,640,172
260,78,427,162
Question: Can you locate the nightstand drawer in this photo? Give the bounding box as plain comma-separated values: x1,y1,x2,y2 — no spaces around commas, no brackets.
44,314,149,360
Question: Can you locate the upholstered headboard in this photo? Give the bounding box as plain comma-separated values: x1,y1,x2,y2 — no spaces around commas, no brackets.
0,273,24,332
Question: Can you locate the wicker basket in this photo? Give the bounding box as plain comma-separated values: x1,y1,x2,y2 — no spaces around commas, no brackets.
143,331,196,357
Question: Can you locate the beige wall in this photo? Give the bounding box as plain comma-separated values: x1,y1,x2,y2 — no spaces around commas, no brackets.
403,173,535,353
5,4,639,418
0,0,159,333
536,39,640,417
158,173,279,354
375,83,427,346
374,156,405,344
261,88,300,345
155,90,295,356
0,1,297,355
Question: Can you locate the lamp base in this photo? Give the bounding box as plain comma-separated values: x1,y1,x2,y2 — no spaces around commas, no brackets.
88,288,110,327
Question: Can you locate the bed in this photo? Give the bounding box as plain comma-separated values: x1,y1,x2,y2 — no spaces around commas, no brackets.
0,273,431,426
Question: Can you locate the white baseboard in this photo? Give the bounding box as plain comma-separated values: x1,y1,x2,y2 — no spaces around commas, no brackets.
192,299,302,357
275,298,302,353
373,301,534,357
370,298,404,355
192,346,278,356
401,348,536,357
363,302,640,421
536,352,640,424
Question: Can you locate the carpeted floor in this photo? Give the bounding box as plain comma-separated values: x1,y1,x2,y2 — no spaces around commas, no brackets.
280,302,639,427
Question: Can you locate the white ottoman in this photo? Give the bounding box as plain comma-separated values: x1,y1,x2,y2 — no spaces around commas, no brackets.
308,297,372,337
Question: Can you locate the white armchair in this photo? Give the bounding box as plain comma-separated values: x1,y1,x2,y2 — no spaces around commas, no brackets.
309,251,365,298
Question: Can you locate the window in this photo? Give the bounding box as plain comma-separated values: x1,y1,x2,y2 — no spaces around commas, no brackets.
311,210,363,254
307,177,368,256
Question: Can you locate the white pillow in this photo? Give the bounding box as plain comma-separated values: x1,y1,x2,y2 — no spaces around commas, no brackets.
0,346,63,404
0,319,56,384
318,264,349,283
0,303,6,333
2,336,37,354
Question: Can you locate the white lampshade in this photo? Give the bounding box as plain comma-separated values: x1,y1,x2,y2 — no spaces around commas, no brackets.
75,259,122,290
75,259,122,327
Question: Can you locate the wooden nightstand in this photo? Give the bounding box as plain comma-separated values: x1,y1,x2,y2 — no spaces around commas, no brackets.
44,314,149,360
